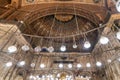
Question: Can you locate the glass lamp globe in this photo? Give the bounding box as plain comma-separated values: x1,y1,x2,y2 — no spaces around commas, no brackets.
8,46,17,53
42,75,45,78
116,0,120,12
56,78,59,80
20,21,24,24
116,31,120,40
47,75,52,79
57,74,60,77
36,75,40,79
6,62,13,67
60,45,66,51
107,59,111,63
66,75,69,78
21,45,30,51
47,74,50,78
17,61,25,67
100,36,109,44
59,63,63,68
48,46,54,53
34,46,41,52
118,58,120,62
49,74,53,78
29,75,33,79
30,63,35,68
86,63,91,68
68,64,72,68
29,75,36,80
96,61,102,67
51,78,54,80
40,64,45,68
84,41,91,48
73,44,77,48
77,64,82,68
81,76,83,78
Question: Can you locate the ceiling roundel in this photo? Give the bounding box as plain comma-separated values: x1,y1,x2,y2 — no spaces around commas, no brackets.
26,0,34,3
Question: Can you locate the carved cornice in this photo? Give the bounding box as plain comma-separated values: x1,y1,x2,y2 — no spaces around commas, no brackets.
7,3,107,25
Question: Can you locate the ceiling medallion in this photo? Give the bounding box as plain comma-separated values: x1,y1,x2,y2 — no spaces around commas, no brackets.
55,14,74,22
26,0,34,3
93,0,101,3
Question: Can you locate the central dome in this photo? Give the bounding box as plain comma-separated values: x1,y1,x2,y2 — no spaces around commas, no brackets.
19,14,99,52
27,14,97,37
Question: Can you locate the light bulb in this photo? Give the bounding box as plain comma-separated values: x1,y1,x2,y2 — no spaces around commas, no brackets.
68,64,72,68
96,61,102,67
100,36,109,44
18,61,25,67
84,41,91,48
59,63,63,68
48,46,54,53
40,64,45,68
116,0,120,12
21,45,30,51
73,44,77,48
86,63,91,67
34,46,41,52
116,31,120,40
77,64,82,68
6,62,13,67
8,46,17,53
60,45,66,51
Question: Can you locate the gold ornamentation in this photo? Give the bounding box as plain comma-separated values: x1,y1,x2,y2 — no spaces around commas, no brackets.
55,14,73,22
